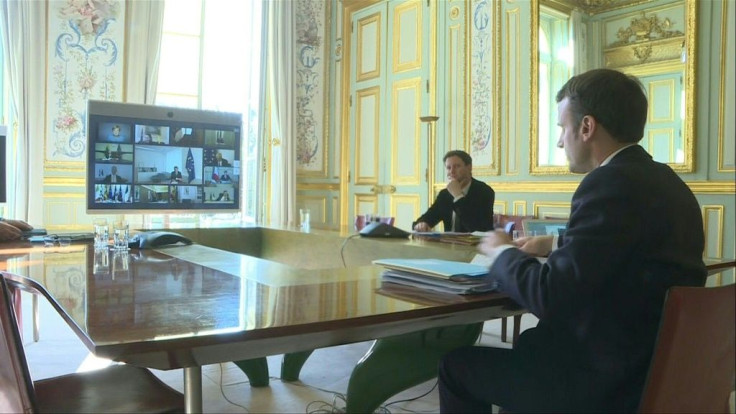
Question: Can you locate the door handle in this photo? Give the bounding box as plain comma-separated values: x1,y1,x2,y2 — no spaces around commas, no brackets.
370,185,396,194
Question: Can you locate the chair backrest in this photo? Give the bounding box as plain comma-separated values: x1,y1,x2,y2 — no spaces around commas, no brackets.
494,214,533,232
0,275,38,413
638,283,735,413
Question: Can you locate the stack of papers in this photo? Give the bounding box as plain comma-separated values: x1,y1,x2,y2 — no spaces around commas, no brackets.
411,231,486,245
373,258,496,295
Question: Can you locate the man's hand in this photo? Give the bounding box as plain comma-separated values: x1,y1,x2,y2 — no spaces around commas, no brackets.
515,235,554,257
413,222,431,232
479,231,555,258
478,230,513,257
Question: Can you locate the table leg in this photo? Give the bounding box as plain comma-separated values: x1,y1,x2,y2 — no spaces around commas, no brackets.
184,366,203,413
345,323,483,413
233,357,270,386
281,350,314,381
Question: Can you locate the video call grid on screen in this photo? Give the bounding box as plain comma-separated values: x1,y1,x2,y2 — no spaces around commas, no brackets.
86,100,242,213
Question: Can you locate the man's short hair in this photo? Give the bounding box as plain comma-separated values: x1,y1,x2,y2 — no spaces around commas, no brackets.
443,150,472,166
555,68,648,144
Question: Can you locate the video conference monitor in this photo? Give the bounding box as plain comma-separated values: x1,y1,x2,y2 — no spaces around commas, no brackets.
86,100,242,213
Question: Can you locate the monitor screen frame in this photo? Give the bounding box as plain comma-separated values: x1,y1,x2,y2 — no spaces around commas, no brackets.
86,100,242,214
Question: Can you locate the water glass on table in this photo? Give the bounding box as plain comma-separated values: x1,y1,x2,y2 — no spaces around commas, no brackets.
299,208,311,231
112,220,129,251
93,218,109,249
512,230,537,240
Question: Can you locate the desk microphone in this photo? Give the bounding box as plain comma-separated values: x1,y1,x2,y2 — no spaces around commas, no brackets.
359,222,410,238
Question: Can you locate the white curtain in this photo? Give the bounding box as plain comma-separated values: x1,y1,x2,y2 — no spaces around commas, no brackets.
124,0,164,104
0,0,46,223
265,0,296,227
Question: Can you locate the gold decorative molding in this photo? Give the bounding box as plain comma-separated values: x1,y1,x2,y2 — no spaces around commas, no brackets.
686,181,736,194
489,181,580,192
43,192,84,198
44,177,86,186
485,180,735,194
297,183,340,191
450,6,460,20
564,0,658,16
610,11,684,47
605,36,684,68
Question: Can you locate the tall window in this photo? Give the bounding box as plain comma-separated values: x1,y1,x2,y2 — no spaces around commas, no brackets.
156,0,263,224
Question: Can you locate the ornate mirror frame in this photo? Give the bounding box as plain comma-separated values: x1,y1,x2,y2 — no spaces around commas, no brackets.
530,0,697,175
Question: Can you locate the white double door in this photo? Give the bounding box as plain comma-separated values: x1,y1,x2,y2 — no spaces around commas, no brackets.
348,0,432,230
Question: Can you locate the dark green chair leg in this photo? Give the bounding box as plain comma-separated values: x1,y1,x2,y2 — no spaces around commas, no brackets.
281,350,315,381
232,357,270,387
345,323,483,413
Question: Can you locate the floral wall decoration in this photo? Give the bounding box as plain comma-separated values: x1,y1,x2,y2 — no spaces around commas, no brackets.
46,0,125,164
295,0,329,176
469,0,495,171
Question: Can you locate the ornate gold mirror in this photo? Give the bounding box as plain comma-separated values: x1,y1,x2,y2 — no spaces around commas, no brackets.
531,0,697,174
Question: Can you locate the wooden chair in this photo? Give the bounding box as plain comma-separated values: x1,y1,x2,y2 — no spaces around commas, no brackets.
493,214,534,343
638,283,735,413
0,275,185,413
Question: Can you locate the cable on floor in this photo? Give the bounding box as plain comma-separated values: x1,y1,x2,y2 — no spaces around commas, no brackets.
209,362,251,412
378,380,438,413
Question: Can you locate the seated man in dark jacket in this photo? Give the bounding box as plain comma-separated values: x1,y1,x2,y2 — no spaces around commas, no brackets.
438,68,707,413
413,150,494,233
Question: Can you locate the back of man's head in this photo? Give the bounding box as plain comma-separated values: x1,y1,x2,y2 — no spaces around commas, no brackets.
556,68,647,144
443,150,472,166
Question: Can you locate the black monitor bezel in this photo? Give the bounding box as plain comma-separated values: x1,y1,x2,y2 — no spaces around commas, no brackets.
86,100,242,214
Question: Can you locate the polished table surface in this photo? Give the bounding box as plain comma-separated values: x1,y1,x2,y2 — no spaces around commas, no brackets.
0,235,518,368
1,228,732,412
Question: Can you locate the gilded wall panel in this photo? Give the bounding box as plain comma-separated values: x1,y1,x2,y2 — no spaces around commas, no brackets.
357,13,382,81
448,24,463,152
703,205,724,259
469,0,499,174
533,202,571,219
392,1,422,73
355,87,381,185
493,200,509,215
718,0,735,172
354,193,379,218
513,201,527,216
504,6,521,175
390,193,421,231
391,78,422,185
45,0,125,168
296,0,331,176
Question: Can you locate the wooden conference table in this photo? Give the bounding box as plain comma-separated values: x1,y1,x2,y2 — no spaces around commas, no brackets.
2,227,732,413
0,227,523,413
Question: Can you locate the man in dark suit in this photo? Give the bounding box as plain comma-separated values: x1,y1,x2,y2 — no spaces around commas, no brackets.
413,150,494,233
438,69,706,413
102,166,127,184
215,151,230,167
170,166,183,184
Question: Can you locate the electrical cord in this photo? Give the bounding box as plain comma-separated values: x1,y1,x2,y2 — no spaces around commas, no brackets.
339,234,361,267
380,380,439,412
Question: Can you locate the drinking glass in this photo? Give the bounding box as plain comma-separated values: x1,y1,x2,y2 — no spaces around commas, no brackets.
299,208,311,230
43,236,56,248
93,218,109,249
112,220,129,251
